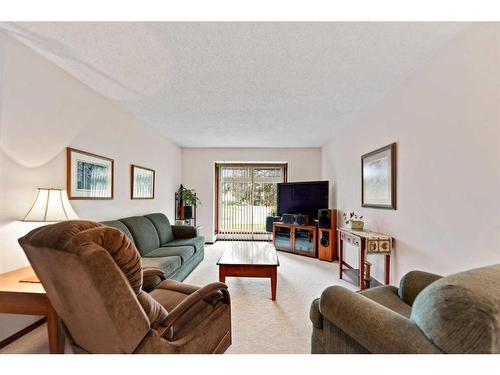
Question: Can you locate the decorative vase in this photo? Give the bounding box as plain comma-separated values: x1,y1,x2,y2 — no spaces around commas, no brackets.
350,220,364,231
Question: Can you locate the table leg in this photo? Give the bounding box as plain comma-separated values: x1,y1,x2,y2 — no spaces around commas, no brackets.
46,304,65,354
385,255,390,285
270,267,277,301
219,266,226,283
359,242,365,290
338,233,343,279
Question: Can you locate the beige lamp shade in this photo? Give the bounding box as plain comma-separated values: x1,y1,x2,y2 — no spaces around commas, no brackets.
22,188,79,222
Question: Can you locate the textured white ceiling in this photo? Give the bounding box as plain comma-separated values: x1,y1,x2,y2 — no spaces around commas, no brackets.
1,22,468,147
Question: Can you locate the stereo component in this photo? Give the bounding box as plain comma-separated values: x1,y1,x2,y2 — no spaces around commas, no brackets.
282,213,295,224
294,214,307,226
318,209,333,228
266,216,281,233
318,228,336,262
320,231,330,247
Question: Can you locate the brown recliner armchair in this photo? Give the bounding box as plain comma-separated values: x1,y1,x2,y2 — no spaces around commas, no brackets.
18,220,231,354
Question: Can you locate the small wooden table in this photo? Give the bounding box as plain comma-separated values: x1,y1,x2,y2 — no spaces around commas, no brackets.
0,266,65,353
337,228,393,290
217,243,279,301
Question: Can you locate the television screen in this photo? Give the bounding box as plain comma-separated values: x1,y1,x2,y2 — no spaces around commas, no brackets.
277,181,329,219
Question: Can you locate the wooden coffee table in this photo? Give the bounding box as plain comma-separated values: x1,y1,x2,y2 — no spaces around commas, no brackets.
217,243,279,301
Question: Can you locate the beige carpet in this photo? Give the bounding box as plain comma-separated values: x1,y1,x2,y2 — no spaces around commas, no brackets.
0,241,356,354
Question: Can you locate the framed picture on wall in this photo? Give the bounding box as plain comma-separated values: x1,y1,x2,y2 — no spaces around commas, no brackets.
361,143,396,209
67,147,114,200
131,164,155,199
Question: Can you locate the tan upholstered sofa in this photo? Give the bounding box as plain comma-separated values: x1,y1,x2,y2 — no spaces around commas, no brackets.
19,220,232,354
310,265,500,354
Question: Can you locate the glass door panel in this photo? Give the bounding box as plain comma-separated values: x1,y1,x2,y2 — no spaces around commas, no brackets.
274,226,292,250
218,164,286,240
294,228,315,254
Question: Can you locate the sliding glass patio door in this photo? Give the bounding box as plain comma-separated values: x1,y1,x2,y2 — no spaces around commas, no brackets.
216,164,287,240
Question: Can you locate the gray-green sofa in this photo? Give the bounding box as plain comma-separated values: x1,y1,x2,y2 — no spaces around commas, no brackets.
102,213,204,288
310,264,500,354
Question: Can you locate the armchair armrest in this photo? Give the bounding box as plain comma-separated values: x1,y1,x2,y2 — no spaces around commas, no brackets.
319,286,442,353
171,225,197,239
158,282,229,337
398,270,442,306
142,267,166,291
310,298,323,329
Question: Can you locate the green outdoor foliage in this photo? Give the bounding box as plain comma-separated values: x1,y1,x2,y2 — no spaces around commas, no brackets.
221,182,277,207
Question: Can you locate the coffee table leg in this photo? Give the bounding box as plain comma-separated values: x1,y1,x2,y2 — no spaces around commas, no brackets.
270,266,277,301
219,266,226,283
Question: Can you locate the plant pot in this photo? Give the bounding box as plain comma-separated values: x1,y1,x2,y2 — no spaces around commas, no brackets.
350,220,364,231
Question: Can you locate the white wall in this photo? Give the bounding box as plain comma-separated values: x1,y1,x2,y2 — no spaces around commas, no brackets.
182,148,322,242
0,33,181,340
322,23,500,284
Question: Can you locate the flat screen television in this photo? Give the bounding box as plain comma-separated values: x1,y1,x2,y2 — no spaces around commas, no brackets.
277,181,329,219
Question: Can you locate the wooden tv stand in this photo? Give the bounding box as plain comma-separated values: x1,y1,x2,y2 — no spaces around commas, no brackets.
272,222,317,258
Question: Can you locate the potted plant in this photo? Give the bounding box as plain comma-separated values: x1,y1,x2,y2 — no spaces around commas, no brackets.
343,211,364,231
180,186,201,220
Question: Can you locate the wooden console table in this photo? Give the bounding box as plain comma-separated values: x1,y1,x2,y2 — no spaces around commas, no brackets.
0,266,65,353
337,228,393,290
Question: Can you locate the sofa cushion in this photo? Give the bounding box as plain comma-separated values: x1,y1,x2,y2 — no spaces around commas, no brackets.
411,264,500,353
141,256,182,278
360,285,411,318
119,216,160,256
144,246,195,263
163,236,204,253
101,220,135,244
145,213,174,245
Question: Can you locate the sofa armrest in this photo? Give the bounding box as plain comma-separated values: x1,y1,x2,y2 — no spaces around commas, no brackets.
398,270,442,306
171,225,197,239
142,267,166,291
319,286,442,353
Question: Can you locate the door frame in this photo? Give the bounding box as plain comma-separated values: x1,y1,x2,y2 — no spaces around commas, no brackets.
214,162,288,237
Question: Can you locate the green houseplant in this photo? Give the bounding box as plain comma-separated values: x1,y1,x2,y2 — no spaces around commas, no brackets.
181,187,201,207
180,186,201,221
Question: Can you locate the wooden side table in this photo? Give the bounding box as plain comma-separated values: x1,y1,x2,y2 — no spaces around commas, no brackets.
337,227,393,290
0,266,65,353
